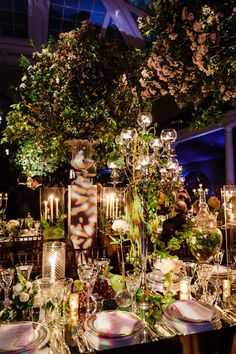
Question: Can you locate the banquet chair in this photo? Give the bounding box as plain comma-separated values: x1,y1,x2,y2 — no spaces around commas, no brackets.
0,243,14,268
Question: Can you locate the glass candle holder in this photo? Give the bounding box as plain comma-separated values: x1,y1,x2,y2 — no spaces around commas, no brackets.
42,241,66,280
69,293,79,320
179,277,191,300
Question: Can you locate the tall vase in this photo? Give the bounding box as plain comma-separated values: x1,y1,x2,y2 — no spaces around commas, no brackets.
137,198,150,310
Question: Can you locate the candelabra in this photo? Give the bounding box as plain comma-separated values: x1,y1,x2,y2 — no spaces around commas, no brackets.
107,112,183,305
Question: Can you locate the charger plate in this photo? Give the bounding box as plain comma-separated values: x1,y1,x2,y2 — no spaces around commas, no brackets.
0,321,50,353
86,310,142,338
164,300,220,323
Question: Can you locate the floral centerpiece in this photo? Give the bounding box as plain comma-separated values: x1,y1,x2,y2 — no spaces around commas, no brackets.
13,275,38,313
154,257,183,295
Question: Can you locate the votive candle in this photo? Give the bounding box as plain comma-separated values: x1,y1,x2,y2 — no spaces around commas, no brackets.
179,278,191,300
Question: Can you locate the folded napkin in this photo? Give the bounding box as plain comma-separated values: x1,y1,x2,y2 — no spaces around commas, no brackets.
0,322,34,351
169,300,214,322
92,311,140,337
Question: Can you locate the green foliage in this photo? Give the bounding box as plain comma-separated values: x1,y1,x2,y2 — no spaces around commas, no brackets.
2,23,147,174
40,213,65,239
138,0,236,127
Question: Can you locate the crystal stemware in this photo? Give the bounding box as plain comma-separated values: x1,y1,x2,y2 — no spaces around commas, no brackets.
78,263,97,316
97,258,110,278
126,270,141,312
213,249,225,269
196,263,213,303
183,261,197,282
15,263,33,280
1,268,15,308
36,276,55,324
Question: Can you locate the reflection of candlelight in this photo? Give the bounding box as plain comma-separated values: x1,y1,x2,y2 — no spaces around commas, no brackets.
44,201,48,219
0,193,2,208
222,279,231,301
49,253,57,280
55,198,59,219
115,196,118,218
49,195,54,220
69,293,79,321
106,194,109,219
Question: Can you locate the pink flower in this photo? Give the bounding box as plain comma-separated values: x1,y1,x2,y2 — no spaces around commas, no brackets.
193,21,202,32
198,33,207,44
154,258,183,275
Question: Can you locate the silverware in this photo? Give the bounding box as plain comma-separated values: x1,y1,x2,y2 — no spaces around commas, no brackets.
214,305,236,325
159,318,181,336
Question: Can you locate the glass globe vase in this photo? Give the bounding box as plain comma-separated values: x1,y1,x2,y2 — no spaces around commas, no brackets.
189,201,222,263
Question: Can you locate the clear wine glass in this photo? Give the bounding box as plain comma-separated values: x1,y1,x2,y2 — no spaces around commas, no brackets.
1,268,15,308
126,270,141,312
97,258,110,278
36,276,55,324
183,261,197,282
196,263,213,303
213,249,225,270
78,263,97,317
15,263,33,280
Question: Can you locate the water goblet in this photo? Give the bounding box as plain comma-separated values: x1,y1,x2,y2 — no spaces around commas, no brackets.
36,276,55,324
126,270,141,312
58,278,73,325
183,261,197,282
196,263,213,303
15,263,33,280
213,249,225,269
78,263,97,316
1,268,15,308
97,258,110,278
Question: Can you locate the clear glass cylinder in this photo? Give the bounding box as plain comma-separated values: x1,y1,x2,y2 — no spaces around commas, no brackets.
42,241,66,280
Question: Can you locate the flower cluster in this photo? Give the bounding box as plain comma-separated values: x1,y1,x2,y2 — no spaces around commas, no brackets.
154,258,183,275
13,275,38,310
138,1,236,127
111,219,129,234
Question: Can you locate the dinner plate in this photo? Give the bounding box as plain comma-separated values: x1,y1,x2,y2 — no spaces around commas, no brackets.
211,265,229,277
164,300,220,323
0,322,50,353
86,310,142,338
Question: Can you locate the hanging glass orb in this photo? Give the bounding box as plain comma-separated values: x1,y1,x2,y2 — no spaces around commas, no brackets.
166,157,179,170
160,129,177,143
150,138,162,150
137,112,152,129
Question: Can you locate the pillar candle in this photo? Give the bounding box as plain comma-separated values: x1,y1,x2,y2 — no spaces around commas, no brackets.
44,201,48,220
55,197,59,219
50,253,57,280
49,195,54,221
